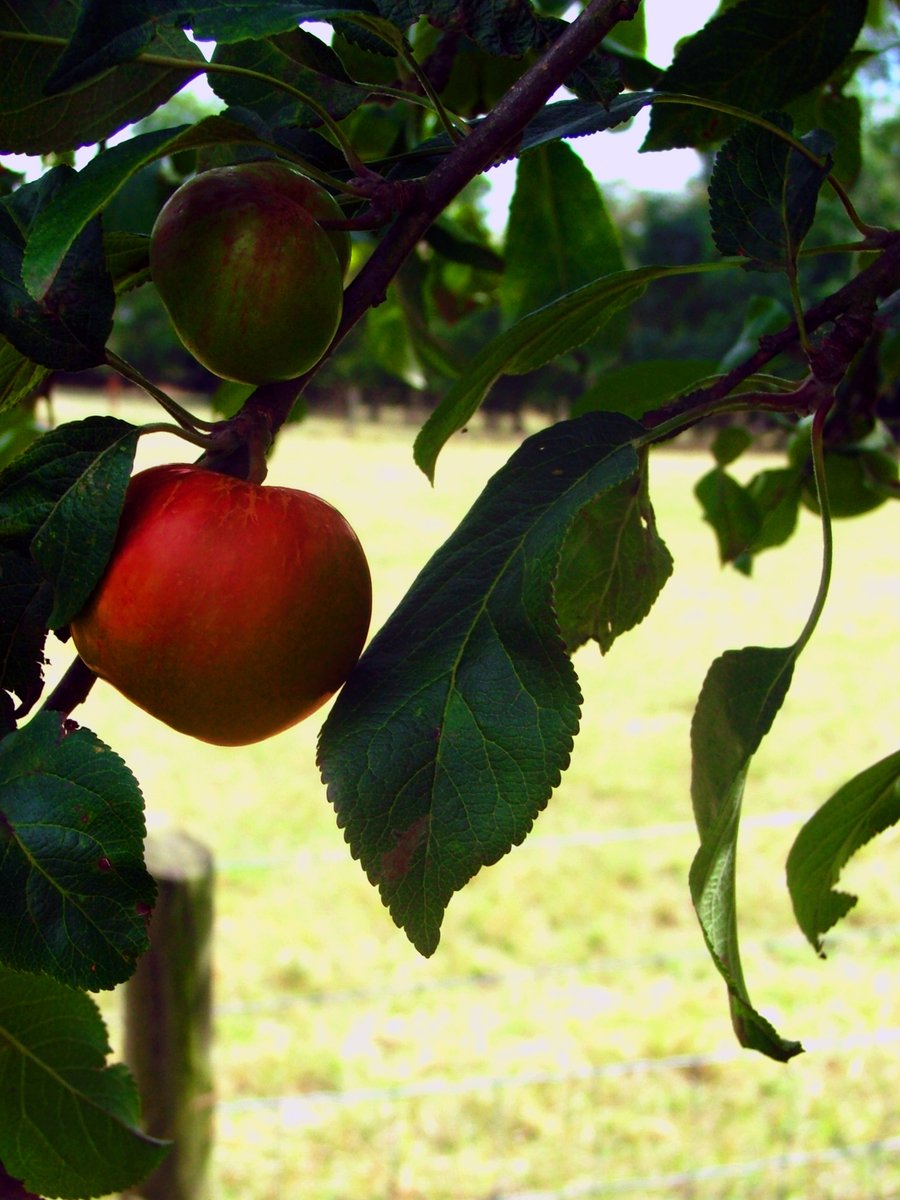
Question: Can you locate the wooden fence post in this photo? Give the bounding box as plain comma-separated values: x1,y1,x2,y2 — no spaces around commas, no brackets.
123,829,215,1200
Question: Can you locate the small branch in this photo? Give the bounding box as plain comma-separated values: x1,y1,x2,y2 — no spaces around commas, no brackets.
43,656,97,717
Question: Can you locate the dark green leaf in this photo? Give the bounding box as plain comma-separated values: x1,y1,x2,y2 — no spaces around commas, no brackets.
0,169,115,371
0,1163,41,1199
0,551,52,714
0,417,139,627
788,88,862,186
0,711,156,990
104,231,153,294
537,18,622,105
554,450,672,654
518,92,654,150
571,359,718,421
211,30,369,127
425,224,504,273
502,141,625,323
196,0,381,41
644,0,868,150
332,14,404,59
694,466,760,567
44,0,202,92
709,116,834,272
21,129,183,302
376,0,541,56
319,413,641,955
690,645,802,1060
787,748,900,954
0,963,168,1197
0,339,51,417
0,0,205,154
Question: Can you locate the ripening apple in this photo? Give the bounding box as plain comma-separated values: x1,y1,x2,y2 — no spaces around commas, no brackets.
149,163,350,385
70,464,372,746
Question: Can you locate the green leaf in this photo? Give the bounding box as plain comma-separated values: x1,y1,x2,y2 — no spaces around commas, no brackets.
606,5,645,56
0,340,50,418
0,711,155,991
0,963,168,1197
711,424,753,467
554,450,673,654
211,29,369,127
644,0,868,151
571,358,718,421
414,264,737,482
787,748,900,954
709,116,834,272
319,413,642,955
788,87,862,186
690,645,803,1060
0,170,115,371
745,466,803,554
0,0,205,155
694,466,760,568
717,294,790,372
502,142,625,324
363,297,417,385
0,416,139,628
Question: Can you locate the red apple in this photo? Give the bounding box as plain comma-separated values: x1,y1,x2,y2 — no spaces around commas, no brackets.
70,465,372,745
149,163,348,384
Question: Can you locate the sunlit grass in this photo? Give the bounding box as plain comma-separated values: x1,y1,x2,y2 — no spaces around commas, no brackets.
47,393,900,1199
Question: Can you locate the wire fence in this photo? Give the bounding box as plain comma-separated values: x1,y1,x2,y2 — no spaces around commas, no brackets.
491,1138,900,1199
206,810,900,1198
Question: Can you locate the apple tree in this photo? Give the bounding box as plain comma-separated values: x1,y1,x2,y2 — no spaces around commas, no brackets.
1,1,899,1195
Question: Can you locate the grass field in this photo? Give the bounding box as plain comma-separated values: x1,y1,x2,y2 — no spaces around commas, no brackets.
47,394,900,1199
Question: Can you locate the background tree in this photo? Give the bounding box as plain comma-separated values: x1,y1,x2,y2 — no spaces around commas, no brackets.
0,1,898,1196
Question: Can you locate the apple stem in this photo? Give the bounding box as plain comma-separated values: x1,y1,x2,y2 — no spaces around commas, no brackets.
43,656,97,718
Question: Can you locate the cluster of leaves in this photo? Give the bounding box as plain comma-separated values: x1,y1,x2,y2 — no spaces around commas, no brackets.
1,0,899,1195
